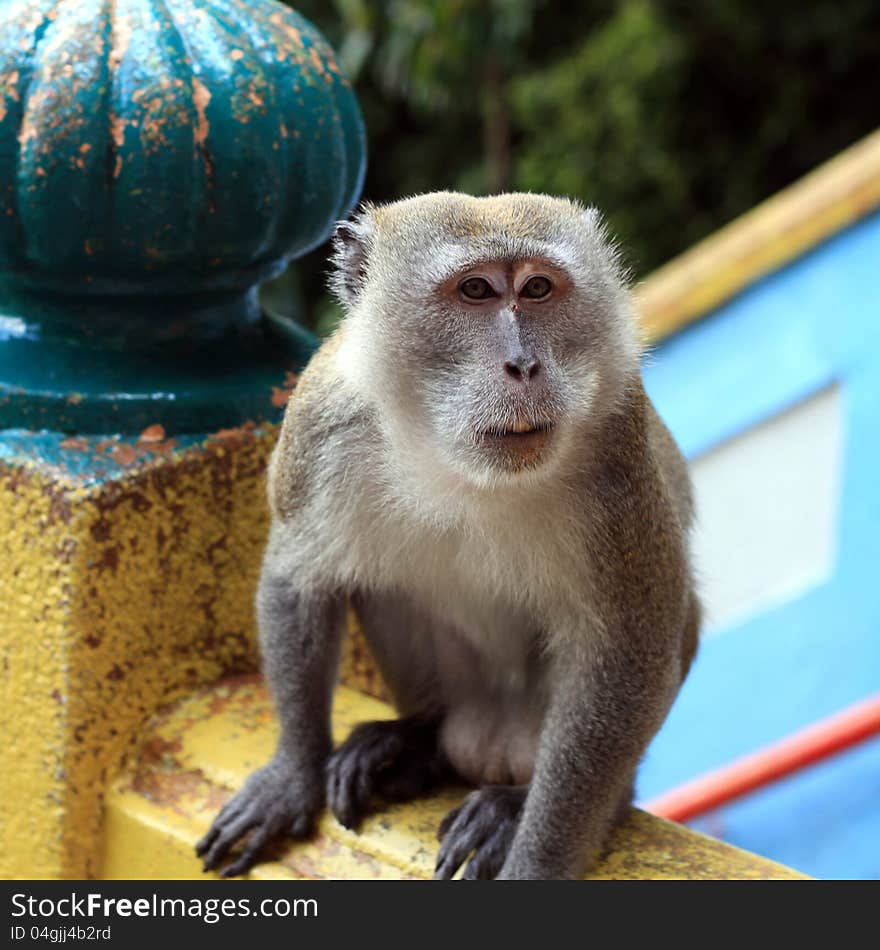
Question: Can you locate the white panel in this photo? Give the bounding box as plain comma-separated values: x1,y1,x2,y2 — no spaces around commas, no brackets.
690,385,843,635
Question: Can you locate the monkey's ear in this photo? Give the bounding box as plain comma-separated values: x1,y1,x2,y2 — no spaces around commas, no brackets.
582,205,631,286
329,213,374,306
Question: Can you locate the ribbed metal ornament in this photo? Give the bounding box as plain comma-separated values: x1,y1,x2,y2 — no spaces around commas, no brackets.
0,0,365,433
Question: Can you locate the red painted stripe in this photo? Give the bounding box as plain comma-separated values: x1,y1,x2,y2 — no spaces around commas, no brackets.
645,694,880,822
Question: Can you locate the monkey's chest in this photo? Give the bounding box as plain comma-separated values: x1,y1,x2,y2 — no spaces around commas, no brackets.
410,544,549,787
347,514,560,786
431,614,547,787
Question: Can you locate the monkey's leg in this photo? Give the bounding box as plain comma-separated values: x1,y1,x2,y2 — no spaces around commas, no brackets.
196,553,346,878
434,785,526,880
326,716,452,829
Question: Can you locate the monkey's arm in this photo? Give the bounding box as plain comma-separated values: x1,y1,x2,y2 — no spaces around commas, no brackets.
500,405,693,880
498,631,680,880
196,527,346,877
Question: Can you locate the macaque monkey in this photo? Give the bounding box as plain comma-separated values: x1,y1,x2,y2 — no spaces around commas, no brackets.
197,192,700,879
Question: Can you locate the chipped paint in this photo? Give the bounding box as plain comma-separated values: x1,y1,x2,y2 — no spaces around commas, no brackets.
0,427,280,878
191,77,211,149
269,370,300,410
0,0,365,433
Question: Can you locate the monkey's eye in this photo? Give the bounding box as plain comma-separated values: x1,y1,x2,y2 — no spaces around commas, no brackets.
459,277,495,301
521,275,552,299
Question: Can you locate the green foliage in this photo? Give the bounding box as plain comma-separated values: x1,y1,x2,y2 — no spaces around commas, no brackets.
512,1,688,272
282,0,880,332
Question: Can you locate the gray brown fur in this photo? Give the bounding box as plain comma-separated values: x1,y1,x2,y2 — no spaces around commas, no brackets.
197,192,700,880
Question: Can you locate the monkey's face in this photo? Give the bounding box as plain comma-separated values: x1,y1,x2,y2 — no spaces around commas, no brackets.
332,193,641,486
420,256,593,479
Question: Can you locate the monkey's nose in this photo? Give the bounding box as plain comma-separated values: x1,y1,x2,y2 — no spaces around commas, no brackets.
504,357,542,382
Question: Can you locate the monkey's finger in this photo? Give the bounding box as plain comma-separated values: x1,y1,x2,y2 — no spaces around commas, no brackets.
462,822,514,880
325,760,344,814
195,825,221,858
327,752,368,829
326,766,356,828
434,814,487,879
195,792,251,856
219,823,276,879
201,812,260,872
354,757,379,814
439,787,487,835
437,802,465,841
206,795,246,833
434,831,477,880
289,810,317,840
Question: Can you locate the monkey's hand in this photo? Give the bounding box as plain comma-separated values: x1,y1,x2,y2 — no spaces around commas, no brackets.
434,786,526,880
196,756,324,878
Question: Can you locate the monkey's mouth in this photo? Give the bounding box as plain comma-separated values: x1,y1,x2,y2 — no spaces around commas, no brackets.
477,421,555,458
483,421,553,439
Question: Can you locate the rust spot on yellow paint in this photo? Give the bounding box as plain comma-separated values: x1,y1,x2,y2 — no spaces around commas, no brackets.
205,420,258,452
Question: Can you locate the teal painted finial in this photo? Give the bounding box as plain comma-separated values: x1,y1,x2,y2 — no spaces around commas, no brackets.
0,0,366,434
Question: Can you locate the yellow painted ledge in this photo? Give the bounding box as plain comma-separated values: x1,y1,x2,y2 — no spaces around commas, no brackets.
637,127,880,341
102,675,807,881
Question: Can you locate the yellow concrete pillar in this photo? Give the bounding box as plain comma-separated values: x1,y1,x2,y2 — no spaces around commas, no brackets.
0,430,276,877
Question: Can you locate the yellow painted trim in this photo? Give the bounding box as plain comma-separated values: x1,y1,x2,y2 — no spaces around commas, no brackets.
637,128,880,341
103,677,808,880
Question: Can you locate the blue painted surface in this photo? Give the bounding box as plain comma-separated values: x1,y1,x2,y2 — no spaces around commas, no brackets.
639,210,880,879
0,429,208,483
691,735,880,881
